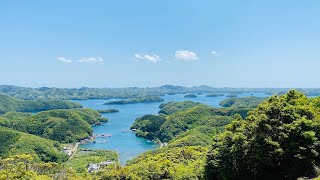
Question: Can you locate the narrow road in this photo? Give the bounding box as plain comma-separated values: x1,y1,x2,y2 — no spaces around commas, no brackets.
69,143,79,159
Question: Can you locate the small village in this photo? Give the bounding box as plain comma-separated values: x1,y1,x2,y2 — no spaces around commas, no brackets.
87,160,115,173
61,132,116,173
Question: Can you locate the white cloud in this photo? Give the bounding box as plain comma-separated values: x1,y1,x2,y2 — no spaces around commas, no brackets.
134,54,143,59
210,50,222,56
57,56,104,64
175,50,198,61
57,57,72,64
77,57,104,64
134,53,161,63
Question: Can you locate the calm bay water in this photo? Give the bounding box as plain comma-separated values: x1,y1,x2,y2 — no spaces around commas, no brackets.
74,93,269,164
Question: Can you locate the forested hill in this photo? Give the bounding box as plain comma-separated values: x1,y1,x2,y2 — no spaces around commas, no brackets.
2,90,320,179
219,96,267,108
97,90,320,179
131,100,252,144
0,126,68,163
0,84,314,100
104,96,164,105
0,108,107,142
0,94,82,114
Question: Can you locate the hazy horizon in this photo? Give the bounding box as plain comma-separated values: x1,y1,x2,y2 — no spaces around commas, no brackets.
1,83,319,89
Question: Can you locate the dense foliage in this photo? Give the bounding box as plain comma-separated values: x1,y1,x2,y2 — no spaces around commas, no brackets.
219,96,267,108
0,154,83,180
96,146,207,180
159,106,234,142
0,126,67,163
132,101,236,144
0,108,107,142
97,109,119,113
104,96,164,105
159,101,202,115
206,90,320,179
131,115,167,140
167,126,216,148
184,94,198,98
132,100,259,143
0,94,82,114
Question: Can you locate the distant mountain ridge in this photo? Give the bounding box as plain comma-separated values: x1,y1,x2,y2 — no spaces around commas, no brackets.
0,93,82,114
0,84,318,100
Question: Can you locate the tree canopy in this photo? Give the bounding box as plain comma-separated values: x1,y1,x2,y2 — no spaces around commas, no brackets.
0,94,82,114
206,90,320,179
0,108,107,143
0,126,67,163
219,96,267,108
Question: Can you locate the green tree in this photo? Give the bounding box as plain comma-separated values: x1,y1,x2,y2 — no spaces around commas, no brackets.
0,154,52,180
206,90,320,180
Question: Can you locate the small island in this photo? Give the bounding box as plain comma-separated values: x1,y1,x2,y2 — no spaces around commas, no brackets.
184,94,198,98
206,93,224,97
97,109,119,113
226,93,238,98
104,96,164,105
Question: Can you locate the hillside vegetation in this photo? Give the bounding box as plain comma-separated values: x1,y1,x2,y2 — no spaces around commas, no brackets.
0,94,82,114
0,126,67,163
184,94,198,98
0,154,84,179
131,100,255,144
97,109,119,113
206,90,320,179
0,108,107,142
158,101,202,115
97,146,208,180
219,96,267,108
96,90,320,180
104,96,164,105
2,89,320,180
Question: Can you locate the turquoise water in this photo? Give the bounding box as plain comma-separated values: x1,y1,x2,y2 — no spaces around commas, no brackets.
74,93,270,164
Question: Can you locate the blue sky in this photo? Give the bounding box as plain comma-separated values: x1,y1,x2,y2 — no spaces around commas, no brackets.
1,0,320,88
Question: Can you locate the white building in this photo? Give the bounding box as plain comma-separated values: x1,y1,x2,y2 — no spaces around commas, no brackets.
87,161,114,173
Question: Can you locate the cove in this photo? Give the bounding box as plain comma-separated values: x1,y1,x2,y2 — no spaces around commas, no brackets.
73,93,269,165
